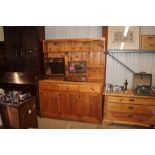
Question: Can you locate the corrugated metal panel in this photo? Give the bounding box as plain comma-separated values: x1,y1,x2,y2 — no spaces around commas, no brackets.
54,26,66,39
45,26,102,39
65,26,78,38
106,52,155,88
45,26,55,39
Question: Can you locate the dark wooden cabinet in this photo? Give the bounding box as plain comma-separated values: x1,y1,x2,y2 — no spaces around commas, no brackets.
3,26,45,73
0,97,38,129
0,42,6,81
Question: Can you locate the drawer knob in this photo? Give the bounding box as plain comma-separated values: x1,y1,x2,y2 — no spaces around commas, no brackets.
129,99,135,102
28,109,32,114
128,106,134,109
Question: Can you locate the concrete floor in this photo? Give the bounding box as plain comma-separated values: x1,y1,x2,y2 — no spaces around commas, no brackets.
38,117,145,129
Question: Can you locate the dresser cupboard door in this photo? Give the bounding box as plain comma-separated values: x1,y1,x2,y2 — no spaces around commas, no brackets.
40,90,60,117
79,93,100,122
59,92,80,119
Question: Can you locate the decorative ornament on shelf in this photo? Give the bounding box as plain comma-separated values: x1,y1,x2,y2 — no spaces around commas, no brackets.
124,79,128,93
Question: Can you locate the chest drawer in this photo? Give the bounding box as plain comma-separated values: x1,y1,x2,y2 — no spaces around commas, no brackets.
59,84,78,92
79,84,100,93
39,82,59,91
106,102,155,115
107,111,154,125
105,96,155,105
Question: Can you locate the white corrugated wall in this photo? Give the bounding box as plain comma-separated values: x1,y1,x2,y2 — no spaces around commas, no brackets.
45,26,102,39
45,26,155,88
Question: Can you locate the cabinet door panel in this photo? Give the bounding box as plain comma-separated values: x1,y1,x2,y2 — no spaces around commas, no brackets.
60,92,79,118
79,93,100,122
40,90,60,117
50,92,60,114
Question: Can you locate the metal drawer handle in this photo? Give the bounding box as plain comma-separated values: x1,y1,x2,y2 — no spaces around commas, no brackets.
128,106,134,109
129,99,135,102
128,114,133,118
91,87,95,91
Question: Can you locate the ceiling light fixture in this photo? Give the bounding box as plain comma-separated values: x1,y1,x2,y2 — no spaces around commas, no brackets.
120,42,124,49
124,26,130,37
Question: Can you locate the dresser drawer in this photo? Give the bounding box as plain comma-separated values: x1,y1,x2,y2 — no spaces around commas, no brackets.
59,84,78,92
106,102,155,115
79,84,100,93
105,96,155,105
39,82,59,91
106,111,153,125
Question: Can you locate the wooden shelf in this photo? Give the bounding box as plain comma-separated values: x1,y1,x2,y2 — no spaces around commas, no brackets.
43,38,105,43
108,49,155,53
43,38,105,53
87,66,105,68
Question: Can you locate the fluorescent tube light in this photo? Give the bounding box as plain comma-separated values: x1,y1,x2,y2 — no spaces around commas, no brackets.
124,26,130,37
120,42,124,49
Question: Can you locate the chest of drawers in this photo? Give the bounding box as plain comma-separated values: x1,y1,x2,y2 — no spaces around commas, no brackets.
103,90,155,128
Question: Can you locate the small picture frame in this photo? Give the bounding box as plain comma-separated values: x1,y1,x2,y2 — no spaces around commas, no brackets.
108,26,140,50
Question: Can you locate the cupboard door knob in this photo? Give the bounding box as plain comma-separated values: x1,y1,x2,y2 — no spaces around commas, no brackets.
28,109,32,114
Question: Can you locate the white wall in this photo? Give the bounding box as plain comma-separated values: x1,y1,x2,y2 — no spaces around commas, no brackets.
106,26,155,88
141,26,155,35
45,26,102,39
0,26,4,41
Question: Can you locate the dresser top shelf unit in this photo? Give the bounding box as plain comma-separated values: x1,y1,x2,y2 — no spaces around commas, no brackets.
43,38,105,53
42,38,106,82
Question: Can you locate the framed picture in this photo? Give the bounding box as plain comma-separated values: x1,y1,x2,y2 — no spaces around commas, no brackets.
141,35,155,50
108,26,140,50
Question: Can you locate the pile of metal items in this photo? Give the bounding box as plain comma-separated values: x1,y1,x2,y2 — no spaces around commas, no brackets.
0,88,31,105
